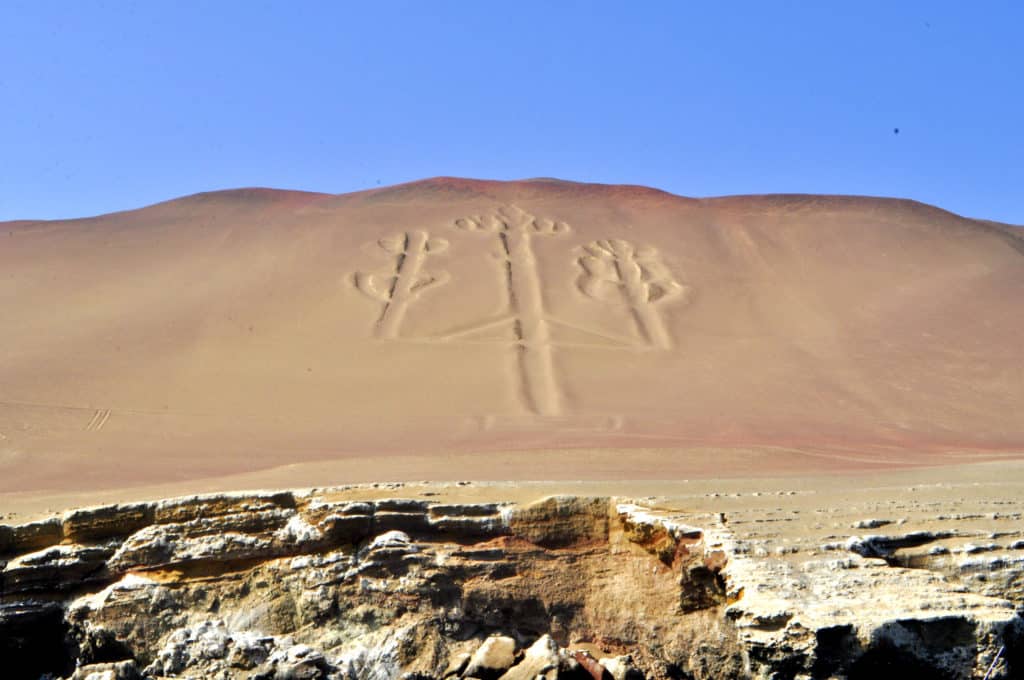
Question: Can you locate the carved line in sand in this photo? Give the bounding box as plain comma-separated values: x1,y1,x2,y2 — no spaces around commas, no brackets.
450,205,570,416
350,207,688,417
472,413,625,433
577,239,687,350
353,230,449,339
84,408,111,432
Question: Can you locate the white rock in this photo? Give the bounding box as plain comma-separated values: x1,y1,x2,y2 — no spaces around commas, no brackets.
368,530,415,550
274,515,324,544
466,635,517,676
599,654,640,680
498,635,559,680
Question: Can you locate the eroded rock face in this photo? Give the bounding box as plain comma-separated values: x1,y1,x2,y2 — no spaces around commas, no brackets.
1,488,1021,680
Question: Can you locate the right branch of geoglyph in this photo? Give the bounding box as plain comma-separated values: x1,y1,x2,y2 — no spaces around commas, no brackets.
354,230,449,339
577,239,686,349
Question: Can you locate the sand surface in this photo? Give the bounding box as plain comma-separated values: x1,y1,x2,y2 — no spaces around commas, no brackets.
2,178,1023,514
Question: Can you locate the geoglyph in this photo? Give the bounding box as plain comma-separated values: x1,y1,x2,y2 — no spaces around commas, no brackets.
353,206,687,415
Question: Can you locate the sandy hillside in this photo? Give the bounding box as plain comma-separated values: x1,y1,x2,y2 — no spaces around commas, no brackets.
1,177,1022,506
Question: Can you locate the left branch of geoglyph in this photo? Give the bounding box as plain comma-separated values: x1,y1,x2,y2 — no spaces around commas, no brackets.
354,230,449,339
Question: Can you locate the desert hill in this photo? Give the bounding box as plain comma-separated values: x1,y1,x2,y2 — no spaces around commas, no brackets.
2,177,1022,505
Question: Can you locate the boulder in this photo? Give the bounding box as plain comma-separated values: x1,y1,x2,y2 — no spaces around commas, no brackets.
69,660,142,680
498,634,559,680
464,635,517,679
443,652,471,677
598,655,644,680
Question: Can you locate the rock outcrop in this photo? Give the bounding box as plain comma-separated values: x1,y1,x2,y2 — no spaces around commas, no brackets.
1,487,1022,679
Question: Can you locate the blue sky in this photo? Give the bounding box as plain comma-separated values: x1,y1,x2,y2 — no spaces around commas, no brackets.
1,1,1021,223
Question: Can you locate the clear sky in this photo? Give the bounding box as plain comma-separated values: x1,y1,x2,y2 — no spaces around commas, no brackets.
1,1,1021,224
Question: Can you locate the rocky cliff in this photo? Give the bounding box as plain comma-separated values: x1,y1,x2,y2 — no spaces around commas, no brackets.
2,484,1022,680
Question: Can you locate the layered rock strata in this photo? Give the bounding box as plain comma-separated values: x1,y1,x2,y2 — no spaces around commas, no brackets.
1,487,1021,679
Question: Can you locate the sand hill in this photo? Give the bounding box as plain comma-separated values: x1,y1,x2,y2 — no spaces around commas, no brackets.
1,178,1022,509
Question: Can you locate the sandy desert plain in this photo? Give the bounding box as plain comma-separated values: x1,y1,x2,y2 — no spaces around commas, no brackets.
1,177,1023,679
